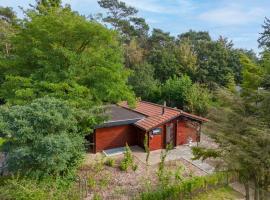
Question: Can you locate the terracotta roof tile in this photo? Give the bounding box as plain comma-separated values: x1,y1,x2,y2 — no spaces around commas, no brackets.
119,101,208,131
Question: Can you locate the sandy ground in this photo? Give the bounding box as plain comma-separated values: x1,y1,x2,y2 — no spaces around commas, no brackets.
82,153,207,199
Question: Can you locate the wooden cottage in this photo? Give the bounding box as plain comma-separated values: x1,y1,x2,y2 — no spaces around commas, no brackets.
92,101,208,153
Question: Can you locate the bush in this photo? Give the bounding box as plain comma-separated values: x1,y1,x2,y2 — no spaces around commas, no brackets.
119,144,133,172
0,97,84,178
104,158,115,167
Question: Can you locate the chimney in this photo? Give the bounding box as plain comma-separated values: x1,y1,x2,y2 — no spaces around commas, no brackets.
162,101,166,115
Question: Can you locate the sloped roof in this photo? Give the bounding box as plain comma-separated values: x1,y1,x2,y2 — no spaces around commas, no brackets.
119,101,208,131
96,105,145,128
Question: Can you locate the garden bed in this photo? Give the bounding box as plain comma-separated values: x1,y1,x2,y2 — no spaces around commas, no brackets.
81,153,208,199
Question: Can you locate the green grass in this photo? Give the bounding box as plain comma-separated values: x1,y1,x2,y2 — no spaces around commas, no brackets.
193,187,244,200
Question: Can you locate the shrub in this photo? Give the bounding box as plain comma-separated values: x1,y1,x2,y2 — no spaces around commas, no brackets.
104,158,115,167
0,97,84,178
119,144,133,172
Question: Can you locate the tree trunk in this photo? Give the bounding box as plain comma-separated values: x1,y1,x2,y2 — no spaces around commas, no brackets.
254,183,259,200
244,183,250,200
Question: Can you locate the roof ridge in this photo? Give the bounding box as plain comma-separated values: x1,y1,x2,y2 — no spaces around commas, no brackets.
140,100,182,112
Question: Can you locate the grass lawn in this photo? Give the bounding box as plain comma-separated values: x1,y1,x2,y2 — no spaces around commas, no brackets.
193,187,244,200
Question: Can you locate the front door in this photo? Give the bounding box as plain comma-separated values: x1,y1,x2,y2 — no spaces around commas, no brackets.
166,123,175,146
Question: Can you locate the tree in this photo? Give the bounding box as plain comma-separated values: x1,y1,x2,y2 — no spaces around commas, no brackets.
193,88,270,200
178,30,211,44
161,75,210,115
0,6,135,105
174,39,198,79
149,28,175,49
128,63,160,101
0,97,85,178
98,0,149,41
258,17,270,49
240,53,264,111
260,50,270,89
149,49,180,82
0,7,18,87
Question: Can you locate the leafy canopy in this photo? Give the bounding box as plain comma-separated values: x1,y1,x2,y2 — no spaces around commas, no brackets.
162,75,210,115
1,6,135,105
0,97,84,178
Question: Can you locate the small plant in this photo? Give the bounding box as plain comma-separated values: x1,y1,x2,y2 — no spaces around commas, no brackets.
104,158,115,167
119,143,134,172
94,157,105,173
132,164,138,171
157,143,173,185
144,134,150,166
93,193,102,200
87,176,96,189
175,165,185,182
98,174,111,188
120,160,128,171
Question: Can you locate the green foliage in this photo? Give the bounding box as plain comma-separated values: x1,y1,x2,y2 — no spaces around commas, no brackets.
193,187,242,200
93,193,102,200
240,53,263,94
0,175,80,200
195,39,233,87
87,176,96,189
98,0,149,41
192,146,220,161
203,88,270,198
104,158,115,167
149,49,181,83
119,144,134,171
129,63,160,101
161,75,210,115
140,172,232,200
157,144,173,185
258,17,270,49
0,97,84,178
1,6,135,105
132,164,138,171
144,134,150,166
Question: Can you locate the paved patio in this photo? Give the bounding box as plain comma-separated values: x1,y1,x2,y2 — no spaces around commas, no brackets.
131,144,214,174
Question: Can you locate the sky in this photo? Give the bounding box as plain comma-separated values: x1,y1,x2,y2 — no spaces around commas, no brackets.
1,0,269,53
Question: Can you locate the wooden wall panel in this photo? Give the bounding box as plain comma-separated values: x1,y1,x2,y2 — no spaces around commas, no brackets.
95,125,139,152
149,125,164,151
176,120,200,145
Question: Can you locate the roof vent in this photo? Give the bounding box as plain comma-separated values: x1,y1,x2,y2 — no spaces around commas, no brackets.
162,101,166,115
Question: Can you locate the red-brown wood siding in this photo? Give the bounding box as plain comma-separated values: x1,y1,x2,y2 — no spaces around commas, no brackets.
95,125,138,152
176,120,200,145
149,125,164,151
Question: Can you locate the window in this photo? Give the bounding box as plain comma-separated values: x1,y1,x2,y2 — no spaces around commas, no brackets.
152,128,162,135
